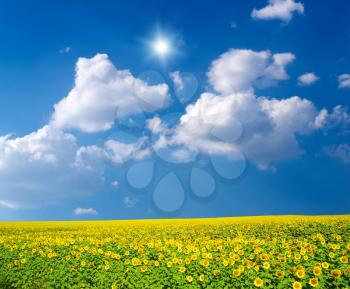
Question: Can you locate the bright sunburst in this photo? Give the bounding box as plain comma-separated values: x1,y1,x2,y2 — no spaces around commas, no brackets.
152,38,170,57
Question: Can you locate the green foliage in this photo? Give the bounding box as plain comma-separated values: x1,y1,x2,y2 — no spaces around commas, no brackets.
0,216,349,288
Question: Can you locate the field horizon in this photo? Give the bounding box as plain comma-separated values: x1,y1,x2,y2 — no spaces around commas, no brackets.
1,214,350,224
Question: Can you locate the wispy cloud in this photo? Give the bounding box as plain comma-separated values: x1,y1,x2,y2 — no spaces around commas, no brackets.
59,46,71,54
0,200,20,209
323,144,350,165
73,207,98,216
123,196,138,208
338,74,350,88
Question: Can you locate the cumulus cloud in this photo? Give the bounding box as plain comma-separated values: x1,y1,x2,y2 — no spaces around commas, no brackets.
0,54,168,210
251,0,304,22
1,49,349,211
338,74,350,88
0,124,148,208
207,49,295,94
73,207,98,216
172,93,325,169
150,49,349,169
51,54,170,133
323,144,350,165
298,72,319,86
0,125,105,208
105,137,150,164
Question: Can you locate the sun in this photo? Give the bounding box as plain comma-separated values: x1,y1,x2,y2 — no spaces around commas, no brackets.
153,38,170,57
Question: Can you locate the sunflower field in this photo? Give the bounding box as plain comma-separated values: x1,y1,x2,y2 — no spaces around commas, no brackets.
0,216,349,288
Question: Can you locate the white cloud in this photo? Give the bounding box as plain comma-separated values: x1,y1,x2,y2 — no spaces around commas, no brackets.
230,21,237,28
0,125,104,208
0,200,20,209
51,54,170,133
338,74,350,88
170,71,184,91
59,46,71,54
104,137,149,164
251,0,304,22
172,92,324,169
0,54,169,210
111,181,119,189
207,49,295,94
123,196,138,208
1,48,349,212
324,144,350,165
150,48,349,170
147,117,167,134
298,72,319,86
73,207,98,216
314,105,350,130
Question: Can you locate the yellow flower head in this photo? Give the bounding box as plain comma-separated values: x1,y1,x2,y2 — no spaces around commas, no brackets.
254,277,263,287
293,281,302,289
276,270,285,278
309,278,319,287
294,254,301,261
213,269,220,276
331,269,342,278
321,262,329,269
140,265,148,272
340,256,348,264
186,275,193,282
263,261,270,269
131,258,140,266
313,266,322,276
233,269,241,277
296,269,305,279
200,259,210,267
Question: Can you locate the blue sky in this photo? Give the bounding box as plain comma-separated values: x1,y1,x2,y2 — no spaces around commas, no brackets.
0,0,349,221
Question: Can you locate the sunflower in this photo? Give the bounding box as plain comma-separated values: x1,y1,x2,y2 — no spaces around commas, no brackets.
232,269,241,277
296,269,305,278
275,270,285,278
309,278,319,287
186,275,193,282
313,266,322,276
254,277,263,287
293,281,302,289
263,261,270,269
294,254,301,261
321,262,329,269
340,256,348,264
199,274,205,282
331,269,342,278
140,265,148,272
200,259,210,267
131,258,140,266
